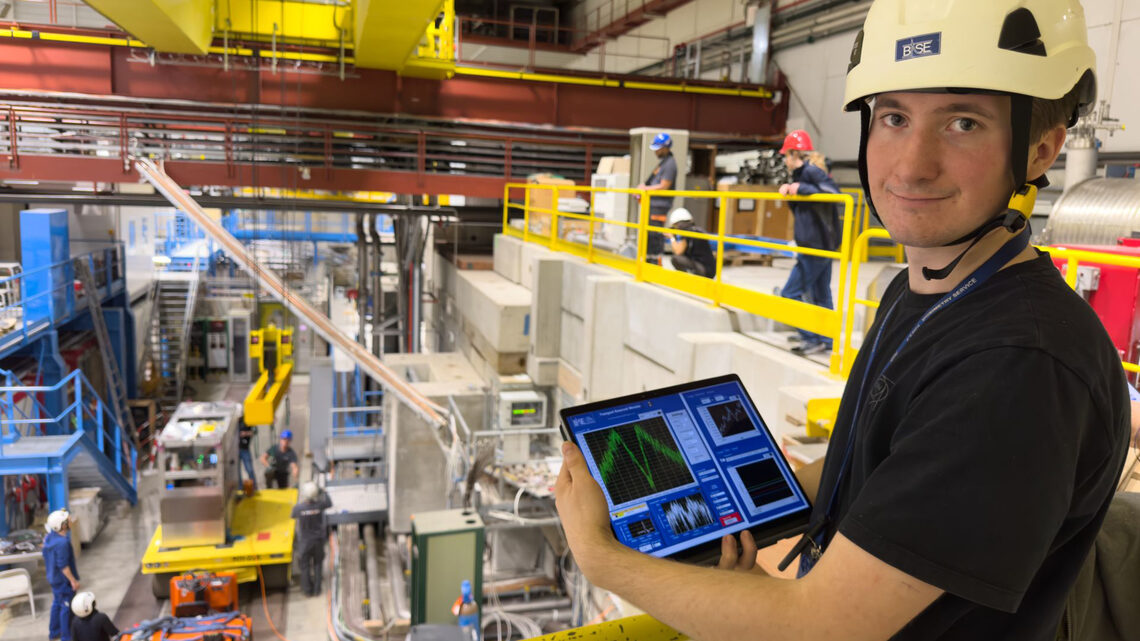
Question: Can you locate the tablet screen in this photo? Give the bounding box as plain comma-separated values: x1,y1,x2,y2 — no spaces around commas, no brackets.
561,375,811,559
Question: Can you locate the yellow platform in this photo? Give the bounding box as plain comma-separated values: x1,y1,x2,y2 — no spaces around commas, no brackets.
244,362,293,426
141,488,297,583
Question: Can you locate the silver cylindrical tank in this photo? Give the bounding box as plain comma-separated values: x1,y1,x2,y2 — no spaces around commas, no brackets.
1041,178,1140,246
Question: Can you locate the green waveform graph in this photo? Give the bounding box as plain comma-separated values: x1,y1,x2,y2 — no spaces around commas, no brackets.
583,416,694,506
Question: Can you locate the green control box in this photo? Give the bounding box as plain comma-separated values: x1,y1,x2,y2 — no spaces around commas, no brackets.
410,508,485,625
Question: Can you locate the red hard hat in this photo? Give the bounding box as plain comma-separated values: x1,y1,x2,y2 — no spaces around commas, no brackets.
780,129,813,154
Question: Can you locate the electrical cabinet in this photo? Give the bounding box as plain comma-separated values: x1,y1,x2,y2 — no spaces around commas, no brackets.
410,509,484,625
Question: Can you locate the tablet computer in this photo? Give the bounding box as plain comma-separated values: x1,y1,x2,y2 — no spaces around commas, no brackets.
559,374,812,564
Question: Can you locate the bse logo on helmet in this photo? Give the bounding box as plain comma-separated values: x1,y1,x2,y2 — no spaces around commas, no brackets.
895,32,942,61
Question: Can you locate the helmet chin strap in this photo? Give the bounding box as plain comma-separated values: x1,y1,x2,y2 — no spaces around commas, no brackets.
857,94,1044,282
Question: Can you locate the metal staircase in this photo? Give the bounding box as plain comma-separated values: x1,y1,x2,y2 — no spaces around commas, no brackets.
74,259,136,436
147,264,201,414
0,369,138,507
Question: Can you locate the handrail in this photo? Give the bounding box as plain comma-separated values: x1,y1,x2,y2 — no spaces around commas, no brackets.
503,181,856,375
0,368,138,488
0,244,124,356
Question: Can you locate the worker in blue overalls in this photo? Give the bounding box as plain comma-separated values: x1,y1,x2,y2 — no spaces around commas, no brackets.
43,509,80,641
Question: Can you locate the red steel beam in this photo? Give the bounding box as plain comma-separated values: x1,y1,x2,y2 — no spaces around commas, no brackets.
0,40,785,137
0,155,519,198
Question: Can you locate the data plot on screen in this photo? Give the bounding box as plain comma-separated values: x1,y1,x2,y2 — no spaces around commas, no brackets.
583,416,694,506
628,519,656,538
706,400,756,439
662,493,716,535
734,458,794,509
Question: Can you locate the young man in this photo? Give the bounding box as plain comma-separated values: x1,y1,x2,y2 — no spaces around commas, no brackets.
261,429,299,489
292,481,333,596
777,129,841,356
555,1,1131,639
69,592,118,641
42,510,79,641
666,208,716,278
635,133,678,258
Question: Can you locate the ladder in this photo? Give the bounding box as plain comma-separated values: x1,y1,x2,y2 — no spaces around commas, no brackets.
74,259,136,435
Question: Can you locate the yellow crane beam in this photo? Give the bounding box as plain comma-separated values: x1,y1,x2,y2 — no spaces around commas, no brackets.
83,0,214,55
354,0,446,72
216,0,349,47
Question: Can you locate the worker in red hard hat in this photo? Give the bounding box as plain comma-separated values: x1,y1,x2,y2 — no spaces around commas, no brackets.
777,129,841,356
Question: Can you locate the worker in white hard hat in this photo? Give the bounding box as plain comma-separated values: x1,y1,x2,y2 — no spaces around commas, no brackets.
43,509,80,641
555,1,1130,639
665,208,715,278
69,592,118,641
291,481,332,597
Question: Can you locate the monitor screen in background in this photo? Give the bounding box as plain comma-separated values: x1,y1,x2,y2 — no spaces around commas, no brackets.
566,379,809,557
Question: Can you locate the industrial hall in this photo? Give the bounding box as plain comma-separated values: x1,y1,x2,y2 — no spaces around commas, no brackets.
0,0,1138,640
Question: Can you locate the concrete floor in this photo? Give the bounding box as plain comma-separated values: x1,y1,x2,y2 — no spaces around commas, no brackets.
0,377,330,641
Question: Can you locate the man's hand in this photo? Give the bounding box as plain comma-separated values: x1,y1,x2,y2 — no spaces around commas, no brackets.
715,530,767,575
555,442,626,585
778,183,800,196
70,577,80,590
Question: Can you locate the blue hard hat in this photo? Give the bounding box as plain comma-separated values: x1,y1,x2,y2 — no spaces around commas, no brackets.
649,133,672,150
281,430,293,440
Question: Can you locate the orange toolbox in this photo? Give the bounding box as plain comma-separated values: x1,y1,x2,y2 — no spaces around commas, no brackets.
170,571,240,617
118,612,252,640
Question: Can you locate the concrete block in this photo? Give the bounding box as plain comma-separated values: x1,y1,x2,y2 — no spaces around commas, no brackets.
493,234,522,283
557,360,585,404
526,356,560,387
561,260,617,320
619,347,680,397
461,317,528,375
529,257,564,359
559,311,586,373
518,242,557,292
623,282,733,374
455,270,532,353
581,277,628,402
385,353,486,533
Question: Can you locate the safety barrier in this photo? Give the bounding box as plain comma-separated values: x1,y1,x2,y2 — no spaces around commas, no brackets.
502,182,1140,380
0,244,124,359
0,368,139,503
502,182,860,375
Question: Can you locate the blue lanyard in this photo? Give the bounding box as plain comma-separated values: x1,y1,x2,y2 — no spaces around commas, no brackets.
797,228,1032,575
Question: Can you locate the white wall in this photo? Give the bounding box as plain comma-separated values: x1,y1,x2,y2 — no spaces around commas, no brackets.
768,0,1140,161
564,0,746,75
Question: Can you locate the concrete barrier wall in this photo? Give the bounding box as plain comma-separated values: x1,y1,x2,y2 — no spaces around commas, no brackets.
488,234,839,439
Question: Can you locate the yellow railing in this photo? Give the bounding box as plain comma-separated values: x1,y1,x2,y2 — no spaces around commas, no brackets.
502,182,860,376
1047,246,1140,374
502,183,1140,381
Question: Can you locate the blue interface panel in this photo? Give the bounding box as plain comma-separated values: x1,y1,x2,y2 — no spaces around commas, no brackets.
565,379,809,558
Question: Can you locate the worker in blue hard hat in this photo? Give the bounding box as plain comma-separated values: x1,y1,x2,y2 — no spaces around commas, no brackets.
635,132,678,260
260,429,299,489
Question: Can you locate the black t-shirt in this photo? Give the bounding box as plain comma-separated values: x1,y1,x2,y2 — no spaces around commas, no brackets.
71,610,118,641
675,222,716,276
239,422,254,450
810,251,1130,640
266,445,298,474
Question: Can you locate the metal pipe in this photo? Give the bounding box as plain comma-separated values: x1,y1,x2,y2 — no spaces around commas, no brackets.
134,157,449,428
385,537,412,620
362,524,384,624
357,214,368,349
491,597,573,614
370,213,383,357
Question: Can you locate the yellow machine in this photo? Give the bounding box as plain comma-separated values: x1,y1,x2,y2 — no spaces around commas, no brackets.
243,323,294,426
140,401,296,597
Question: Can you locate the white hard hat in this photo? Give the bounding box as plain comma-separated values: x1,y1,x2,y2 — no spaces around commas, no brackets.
45,509,69,533
667,208,693,227
844,0,1096,114
71,592,96,618
300,481,319,502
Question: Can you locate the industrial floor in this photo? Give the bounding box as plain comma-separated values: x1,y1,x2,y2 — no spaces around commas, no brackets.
0,377,329,641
